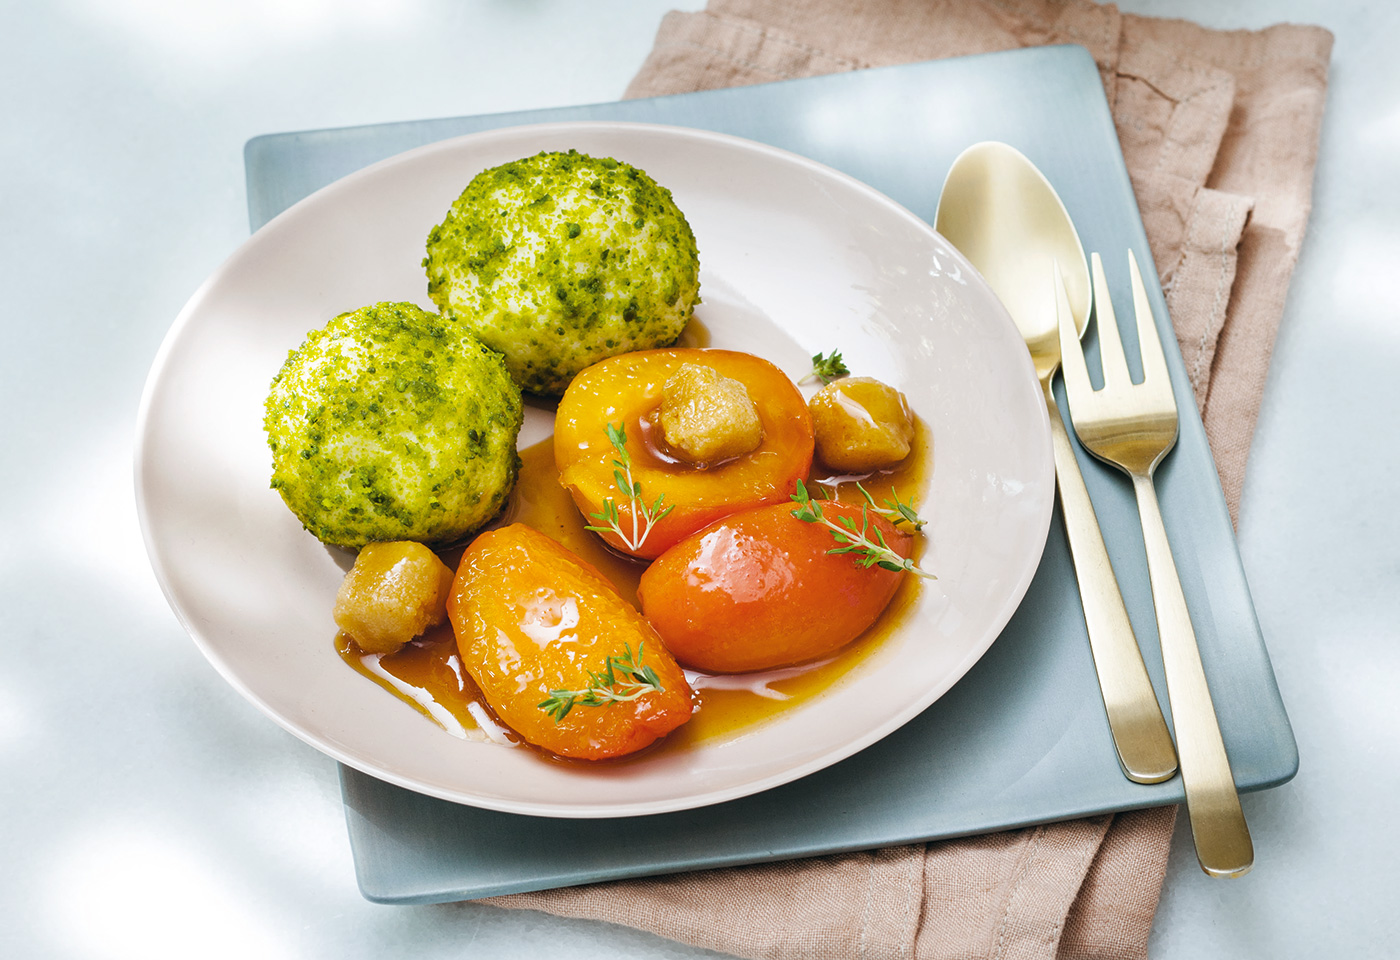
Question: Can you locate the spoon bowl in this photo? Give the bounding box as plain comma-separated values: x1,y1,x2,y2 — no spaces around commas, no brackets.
936,142,1091,340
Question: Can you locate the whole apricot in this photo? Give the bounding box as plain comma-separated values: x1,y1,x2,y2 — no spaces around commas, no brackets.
448,524,693,759
637,501,912,673
809,376,915,473
555,348,814,559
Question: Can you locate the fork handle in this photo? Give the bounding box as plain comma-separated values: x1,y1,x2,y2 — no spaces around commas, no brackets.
1132,472,1254,877
1045,386,1178,783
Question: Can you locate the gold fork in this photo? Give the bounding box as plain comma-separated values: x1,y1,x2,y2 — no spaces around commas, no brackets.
1056,251,1254,878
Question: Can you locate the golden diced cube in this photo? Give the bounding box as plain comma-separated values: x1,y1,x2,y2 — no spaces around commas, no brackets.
809,376,914,473
333,541,453,654
657,362,764,464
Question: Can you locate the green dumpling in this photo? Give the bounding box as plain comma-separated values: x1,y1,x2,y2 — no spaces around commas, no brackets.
264,301,522,549
424,150,701,395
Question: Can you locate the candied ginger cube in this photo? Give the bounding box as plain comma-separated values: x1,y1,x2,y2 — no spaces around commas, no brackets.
333,541,453,654
657,362,764,463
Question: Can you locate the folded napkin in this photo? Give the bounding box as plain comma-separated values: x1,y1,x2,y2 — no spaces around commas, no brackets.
487,3,1331,957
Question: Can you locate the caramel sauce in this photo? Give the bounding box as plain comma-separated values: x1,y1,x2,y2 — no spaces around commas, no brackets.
335,623,517,744
636,408,692,468
336,376,931,759
675,316,711,348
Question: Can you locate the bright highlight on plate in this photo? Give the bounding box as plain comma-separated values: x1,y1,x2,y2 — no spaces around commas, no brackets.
135,121,1053,818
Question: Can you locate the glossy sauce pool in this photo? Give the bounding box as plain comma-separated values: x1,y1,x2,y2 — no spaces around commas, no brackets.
337,403,930,760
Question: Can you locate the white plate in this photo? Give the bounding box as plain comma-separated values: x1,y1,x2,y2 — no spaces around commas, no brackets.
136,121,1053,818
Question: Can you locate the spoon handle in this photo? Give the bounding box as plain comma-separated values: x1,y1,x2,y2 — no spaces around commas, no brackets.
1044,383,1178,783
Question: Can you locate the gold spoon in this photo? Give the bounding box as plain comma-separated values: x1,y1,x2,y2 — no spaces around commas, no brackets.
936,142,1177,784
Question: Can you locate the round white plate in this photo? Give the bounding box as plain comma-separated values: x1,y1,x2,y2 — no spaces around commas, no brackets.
136,121,1053,818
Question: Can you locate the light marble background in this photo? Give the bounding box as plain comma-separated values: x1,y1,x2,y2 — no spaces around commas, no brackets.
2,1,1396,957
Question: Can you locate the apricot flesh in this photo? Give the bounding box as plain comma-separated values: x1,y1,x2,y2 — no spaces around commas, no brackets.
333,541,453,654
809,376,915,472
555,348,814,559
448,523,693,759
637,501,911,673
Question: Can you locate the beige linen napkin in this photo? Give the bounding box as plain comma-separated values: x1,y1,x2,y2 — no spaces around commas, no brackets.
486,3,1331,957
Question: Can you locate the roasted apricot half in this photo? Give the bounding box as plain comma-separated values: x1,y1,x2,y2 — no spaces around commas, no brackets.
554,348,814,559
637,501,912,673
448,523,693,759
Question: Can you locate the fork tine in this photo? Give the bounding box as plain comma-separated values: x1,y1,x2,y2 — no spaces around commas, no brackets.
1090,253,1133,389
1055,259,1095,403
1128,250,1173,398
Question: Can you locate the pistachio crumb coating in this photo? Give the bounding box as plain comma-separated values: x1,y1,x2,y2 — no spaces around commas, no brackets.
264,301,523,549
424,150,701,395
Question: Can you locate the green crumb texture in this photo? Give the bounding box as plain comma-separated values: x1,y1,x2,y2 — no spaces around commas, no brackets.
263,301,523,549
424,149,701,395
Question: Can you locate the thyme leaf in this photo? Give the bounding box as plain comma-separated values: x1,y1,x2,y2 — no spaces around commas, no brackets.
791,480,936,579
583,422,674,552
537,642,664,722
807,350,850,385
855,483,927,531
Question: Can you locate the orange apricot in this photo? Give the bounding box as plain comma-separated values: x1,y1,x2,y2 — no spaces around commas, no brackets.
637,501,912,673
447,523,693,759
554,348,814,560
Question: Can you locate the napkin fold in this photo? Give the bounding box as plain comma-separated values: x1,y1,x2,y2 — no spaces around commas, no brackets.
486,3,1331,957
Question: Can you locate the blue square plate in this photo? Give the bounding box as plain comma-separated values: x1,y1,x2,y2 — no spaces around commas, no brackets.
244,44,1294,904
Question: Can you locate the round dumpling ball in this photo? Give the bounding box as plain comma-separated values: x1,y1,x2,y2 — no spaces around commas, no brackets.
423,150,701,395
264,301,523,549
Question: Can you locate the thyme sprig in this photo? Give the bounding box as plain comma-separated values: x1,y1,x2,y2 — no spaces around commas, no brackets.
857,483,927,531
584,422,674,552
807,350,850,385
791,480,936,579
538,642,664,722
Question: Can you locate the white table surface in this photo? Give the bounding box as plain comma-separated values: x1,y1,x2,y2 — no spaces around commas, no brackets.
3,2,1396,957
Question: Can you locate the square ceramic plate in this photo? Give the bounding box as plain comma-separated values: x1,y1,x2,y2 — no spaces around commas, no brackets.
237,45,1294,901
